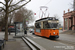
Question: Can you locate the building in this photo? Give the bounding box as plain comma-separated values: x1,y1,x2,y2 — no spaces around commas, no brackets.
63,9,75,31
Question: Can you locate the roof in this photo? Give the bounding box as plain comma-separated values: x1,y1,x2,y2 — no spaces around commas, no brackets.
35,17,58,22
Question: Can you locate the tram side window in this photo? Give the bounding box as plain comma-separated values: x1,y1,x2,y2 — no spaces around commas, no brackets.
43,21,50,28
35,23,41,28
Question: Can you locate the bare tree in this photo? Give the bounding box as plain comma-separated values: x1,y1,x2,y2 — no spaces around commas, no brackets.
13,7,34,28
54,14,60,19
53,14,62,24
70,0,75,11
0,0,31,41
0,11,5,28
0,6,16,28
8,11,16,25
8,5,21,25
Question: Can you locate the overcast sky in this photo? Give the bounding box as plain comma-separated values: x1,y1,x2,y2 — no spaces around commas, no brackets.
25,0,73,26
0,0,74,26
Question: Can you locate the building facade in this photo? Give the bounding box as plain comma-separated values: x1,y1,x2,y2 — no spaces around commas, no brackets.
63,10,75,31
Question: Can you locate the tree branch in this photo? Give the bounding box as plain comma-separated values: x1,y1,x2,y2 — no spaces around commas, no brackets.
9,0,13,6
0,7,6,12
0,2,5,6
9,0,22,7
9,0,31,13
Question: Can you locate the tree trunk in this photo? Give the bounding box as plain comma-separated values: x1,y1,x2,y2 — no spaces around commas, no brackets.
5,13,8,41
4,0,9,41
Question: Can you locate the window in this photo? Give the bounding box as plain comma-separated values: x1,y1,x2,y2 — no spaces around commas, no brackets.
35,22,41,28
49,23,58,28
43,21,50,28
43,21,58,28
36,29,41,32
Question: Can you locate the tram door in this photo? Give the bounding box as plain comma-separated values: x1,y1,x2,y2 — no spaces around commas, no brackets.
43,21,49,37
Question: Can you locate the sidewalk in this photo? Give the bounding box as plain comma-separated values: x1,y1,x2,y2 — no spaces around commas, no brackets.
0,32,30,50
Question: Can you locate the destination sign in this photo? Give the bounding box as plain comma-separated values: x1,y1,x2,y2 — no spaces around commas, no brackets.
48,21,59,23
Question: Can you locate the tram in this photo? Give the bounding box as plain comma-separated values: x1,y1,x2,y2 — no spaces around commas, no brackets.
34,17,59,39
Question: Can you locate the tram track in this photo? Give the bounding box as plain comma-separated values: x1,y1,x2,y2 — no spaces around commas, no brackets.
22,36,46,50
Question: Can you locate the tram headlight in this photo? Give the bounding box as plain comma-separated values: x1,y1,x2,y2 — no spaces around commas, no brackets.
53,32,55,34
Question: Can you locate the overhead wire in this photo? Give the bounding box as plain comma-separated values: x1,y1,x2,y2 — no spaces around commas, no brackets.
45,0,52,5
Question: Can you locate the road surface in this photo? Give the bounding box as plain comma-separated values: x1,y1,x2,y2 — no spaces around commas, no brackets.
27,30,75,50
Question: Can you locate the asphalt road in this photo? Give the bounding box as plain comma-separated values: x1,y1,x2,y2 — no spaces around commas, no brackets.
58,30,75,45
27,30,75,50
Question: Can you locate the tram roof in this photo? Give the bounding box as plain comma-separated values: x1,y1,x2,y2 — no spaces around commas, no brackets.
35,17,58,22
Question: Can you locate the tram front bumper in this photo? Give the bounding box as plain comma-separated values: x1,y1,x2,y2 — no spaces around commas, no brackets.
50,35,59,38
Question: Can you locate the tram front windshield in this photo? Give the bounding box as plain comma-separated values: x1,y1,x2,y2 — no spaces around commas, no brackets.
49,23,58,28
43,22,58,28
